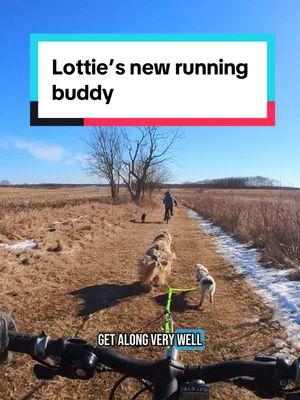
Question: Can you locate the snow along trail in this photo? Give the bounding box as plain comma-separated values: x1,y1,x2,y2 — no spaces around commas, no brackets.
188,209,300,350
0,240,38,250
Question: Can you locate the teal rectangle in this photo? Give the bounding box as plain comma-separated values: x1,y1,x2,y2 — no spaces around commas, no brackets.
30,35,39,101
267,35,275,100
30,33,274,41
30,33,275,102
174,329,205,351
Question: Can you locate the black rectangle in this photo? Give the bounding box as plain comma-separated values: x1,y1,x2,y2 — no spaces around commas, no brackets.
30,102,83,126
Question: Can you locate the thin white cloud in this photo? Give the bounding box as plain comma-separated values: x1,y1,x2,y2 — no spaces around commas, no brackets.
12,139,64,163
64,154,88,165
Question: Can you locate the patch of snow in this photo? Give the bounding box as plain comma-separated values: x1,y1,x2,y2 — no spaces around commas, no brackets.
246,317,260,324
0,240,38,250
54,217,81,225
274,339,286,349
188,209,300,351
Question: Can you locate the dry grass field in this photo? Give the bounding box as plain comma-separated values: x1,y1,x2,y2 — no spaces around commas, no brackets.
0,187,126,243
176,188,300,277
0,187,112,211
0,187,295,399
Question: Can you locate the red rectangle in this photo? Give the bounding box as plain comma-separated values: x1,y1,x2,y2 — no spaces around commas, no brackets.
84,102,275,127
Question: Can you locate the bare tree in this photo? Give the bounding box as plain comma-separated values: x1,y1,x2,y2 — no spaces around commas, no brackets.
143,164,173,199
120,127,180,203
85,127,123,202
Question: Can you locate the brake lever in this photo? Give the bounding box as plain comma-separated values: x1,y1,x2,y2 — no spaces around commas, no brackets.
234,377,287,399
34,364,59,380
234,379,300,400
31,341,99,381
282,393,300,400
282,387,300,400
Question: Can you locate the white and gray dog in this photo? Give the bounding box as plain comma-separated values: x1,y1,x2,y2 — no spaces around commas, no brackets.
195,264,216,308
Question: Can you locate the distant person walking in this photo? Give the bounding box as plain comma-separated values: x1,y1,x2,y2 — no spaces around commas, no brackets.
163,191,177,221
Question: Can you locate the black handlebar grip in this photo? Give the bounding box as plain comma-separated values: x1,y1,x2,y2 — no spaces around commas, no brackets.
7,331,36,355
187,360,278,383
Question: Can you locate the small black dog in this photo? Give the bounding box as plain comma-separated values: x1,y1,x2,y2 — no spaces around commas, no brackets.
141,213,146,223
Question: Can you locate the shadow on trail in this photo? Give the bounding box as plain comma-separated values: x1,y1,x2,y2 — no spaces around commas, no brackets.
129,219,164,225
70,281,145,316
154,291,199,313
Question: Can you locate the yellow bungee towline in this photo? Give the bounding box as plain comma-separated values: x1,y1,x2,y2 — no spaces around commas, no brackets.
156,264,198,351
164,284,197,351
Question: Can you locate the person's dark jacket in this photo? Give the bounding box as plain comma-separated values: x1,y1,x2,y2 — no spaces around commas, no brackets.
163,192,177,209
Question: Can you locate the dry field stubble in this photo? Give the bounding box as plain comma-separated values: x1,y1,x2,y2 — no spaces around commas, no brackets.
177,188,300,277
0,187,292,399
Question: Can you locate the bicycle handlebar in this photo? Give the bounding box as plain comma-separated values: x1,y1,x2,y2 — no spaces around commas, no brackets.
7,331,300,400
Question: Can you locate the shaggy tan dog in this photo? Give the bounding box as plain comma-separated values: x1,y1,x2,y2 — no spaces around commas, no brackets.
139,231,175,289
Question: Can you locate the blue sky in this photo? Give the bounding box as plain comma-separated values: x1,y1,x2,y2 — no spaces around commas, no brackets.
0,0,299,186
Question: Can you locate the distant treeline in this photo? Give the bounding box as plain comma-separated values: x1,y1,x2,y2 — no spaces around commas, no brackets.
197,176,280,187
0,176,298,190
162,176,298,190
0,183,108,189
165,176,281,189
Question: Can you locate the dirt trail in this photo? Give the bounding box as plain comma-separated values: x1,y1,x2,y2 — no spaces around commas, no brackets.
0,202,288,399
